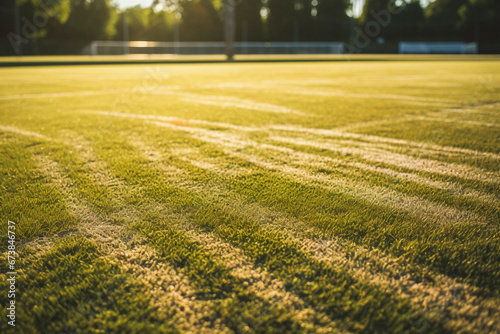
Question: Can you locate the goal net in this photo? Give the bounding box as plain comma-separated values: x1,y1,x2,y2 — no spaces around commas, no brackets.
89,41,345,56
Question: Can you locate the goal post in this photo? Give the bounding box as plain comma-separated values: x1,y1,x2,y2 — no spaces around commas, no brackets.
88,41,345,56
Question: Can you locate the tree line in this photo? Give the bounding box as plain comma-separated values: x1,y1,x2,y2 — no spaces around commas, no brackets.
1,0,499,55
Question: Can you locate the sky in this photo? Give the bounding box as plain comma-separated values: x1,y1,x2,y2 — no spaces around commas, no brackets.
114,0,154,10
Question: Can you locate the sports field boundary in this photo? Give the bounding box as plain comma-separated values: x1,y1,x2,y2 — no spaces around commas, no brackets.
0,54,499,67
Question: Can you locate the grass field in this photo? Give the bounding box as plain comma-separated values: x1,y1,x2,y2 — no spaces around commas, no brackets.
0,57,499,333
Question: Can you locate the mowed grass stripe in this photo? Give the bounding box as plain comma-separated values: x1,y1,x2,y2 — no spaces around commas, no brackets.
0,88,133,100
32,152,225,333
152,121,487,225
86,109,499,211
0,237,178,334
0,126,118,215
44,136,301,333
71,113,499,291
139,222,339,334
79,109,500,161
144,89,308,116
88,131,443,333
266,134,500,202
41,133,321,333
269,126,500,173
268,136,499,185
252,139,499,223
0,139,180,333
123,122,500,292
0,133,76,242
146,141,500,333
248,139,500,224
9,131,230,334
269,124,500,160
148,118,500,222
2,61,498,332
77,110,500,198
83,134,351,333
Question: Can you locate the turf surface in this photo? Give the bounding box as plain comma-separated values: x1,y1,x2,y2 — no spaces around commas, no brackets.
0,57,499,333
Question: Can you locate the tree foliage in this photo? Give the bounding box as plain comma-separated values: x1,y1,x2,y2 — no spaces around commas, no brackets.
46,0,117,42
1,0,499,55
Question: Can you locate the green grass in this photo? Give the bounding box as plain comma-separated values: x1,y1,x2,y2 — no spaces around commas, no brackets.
0,57,499,333
0,237,178,333
0,138,76,241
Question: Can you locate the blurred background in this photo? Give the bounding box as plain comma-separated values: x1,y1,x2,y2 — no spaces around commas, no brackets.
0,0,499,56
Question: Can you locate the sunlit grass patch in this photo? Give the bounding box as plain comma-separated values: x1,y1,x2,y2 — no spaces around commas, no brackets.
0,59,499,333
0,237,177,333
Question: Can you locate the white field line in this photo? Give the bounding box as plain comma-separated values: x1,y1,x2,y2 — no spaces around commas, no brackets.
232,150,484,224
269,136,500,185
4,119,495,207
144,88,307,115
171,131,498,205
160,145,500,334
151,121,485,224
321,137,498,165
79,110,258,132
410,116,500,128
259,141,500,206
0,125,51,140
77,109,500,161
332,102,500,132
199,80,459,104
172,147,252,176
270,125,500,160
0,88,132,100
29,154,227,334
291,90,455,106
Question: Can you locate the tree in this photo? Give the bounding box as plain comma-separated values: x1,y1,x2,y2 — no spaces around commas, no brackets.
359,0,391,24
146,9,176,41
118,7,149,41
267,0,296,41
180,0,223,41
266,0,350,42
235,0,264,42
424,0,468,40
357,0,425,42
313,0,351,41
46,0,117,42
1,0,72,55
385,0,425,41
458,0,500,45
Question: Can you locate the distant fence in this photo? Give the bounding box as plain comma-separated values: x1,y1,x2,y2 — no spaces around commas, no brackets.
88,41,345,56
399,42,478,54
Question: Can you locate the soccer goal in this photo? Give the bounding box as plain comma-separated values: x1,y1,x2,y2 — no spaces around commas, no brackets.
89,41,345,56
398,42,478,54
